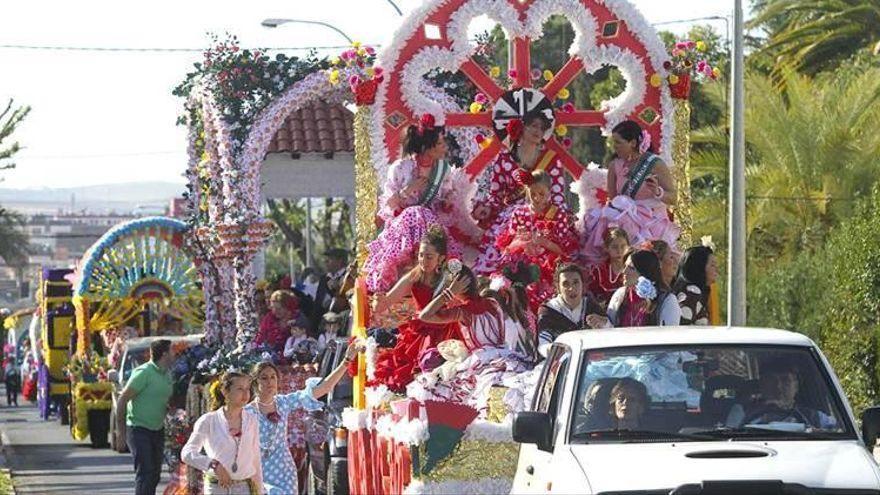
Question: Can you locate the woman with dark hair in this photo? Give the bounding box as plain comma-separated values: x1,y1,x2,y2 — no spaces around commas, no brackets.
472,111,569,275
370,228,464,391
595,249,680,327
582,119,680,264
495,169,578,312
642,239,679,288
673,246,718,326
364,114,474,293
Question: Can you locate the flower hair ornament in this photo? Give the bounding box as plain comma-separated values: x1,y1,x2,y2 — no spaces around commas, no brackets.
701,235,716,252
635,276,658,301
513,168,534,187
639,129,652,154
417,113,436,135
505,118,524,144
488,274,512,292
445,258,463,276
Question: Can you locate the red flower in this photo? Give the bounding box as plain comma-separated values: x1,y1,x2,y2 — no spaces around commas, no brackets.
506,119,524,143
267,411,281,423
354,79,379,106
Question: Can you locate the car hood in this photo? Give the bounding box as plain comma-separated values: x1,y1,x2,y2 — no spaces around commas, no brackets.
570,440,880,492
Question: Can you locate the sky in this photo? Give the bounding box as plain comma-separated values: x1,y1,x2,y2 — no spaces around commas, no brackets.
0,0,736,189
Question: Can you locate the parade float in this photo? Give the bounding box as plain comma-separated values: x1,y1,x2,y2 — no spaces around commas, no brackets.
171,0,723,493
66,216,204,447
36,267,76,425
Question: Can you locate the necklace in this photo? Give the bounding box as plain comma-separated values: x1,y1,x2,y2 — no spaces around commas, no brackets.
256,396,275,408
224,407,242,473
608,262,623,285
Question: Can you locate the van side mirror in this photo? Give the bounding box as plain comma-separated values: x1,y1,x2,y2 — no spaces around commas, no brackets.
513,411,553,452
861,407,880,450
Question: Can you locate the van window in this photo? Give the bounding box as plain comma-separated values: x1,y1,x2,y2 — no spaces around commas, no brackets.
569,345,853,443
534,344,571,428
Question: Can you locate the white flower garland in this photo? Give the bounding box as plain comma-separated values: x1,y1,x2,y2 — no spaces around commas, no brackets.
404,478,513,495
525,0,599,57
365,336,379,380
371,0,676,174
364,383,393,409
341,407,369,432
570,162,608,234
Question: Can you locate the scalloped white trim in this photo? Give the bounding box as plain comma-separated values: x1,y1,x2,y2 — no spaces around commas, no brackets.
341,407,369,431
525,0,599,57
582,44,648,133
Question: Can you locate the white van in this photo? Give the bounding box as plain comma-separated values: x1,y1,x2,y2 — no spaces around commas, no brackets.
512,327,880,493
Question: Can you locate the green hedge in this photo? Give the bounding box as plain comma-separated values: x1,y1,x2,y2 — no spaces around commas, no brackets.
748,186,880,414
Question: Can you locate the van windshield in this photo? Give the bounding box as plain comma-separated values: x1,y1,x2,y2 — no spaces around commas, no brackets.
570,345,853,443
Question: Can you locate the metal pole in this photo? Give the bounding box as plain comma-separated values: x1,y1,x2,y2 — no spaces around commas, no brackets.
288,242,295,284
305,197,313,268
727,0,747,326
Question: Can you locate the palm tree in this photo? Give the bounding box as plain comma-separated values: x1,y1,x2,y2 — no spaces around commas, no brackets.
0,99,31,267
690,68,880,263
1,99,30,172
751,0,880,75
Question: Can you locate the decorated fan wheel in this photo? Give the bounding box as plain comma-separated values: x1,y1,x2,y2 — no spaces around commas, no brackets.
372,0,673,181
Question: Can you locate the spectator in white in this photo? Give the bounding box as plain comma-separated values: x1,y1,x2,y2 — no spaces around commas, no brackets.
116,339,175,495
588,250,680,328
537,263,605,358
182,371,264,494
295,267,320,301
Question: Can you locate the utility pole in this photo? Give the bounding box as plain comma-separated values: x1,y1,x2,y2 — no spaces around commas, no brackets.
727,0,747,326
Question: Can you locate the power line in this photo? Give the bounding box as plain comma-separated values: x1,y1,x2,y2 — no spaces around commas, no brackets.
17,151,184,160
0,44,373,53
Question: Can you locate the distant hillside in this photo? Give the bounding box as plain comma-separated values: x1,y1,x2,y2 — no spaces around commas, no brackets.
0,181,185,214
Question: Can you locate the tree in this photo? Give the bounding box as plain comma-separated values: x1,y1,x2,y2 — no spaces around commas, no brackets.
0,99,30,267
751,0,880,75
689,67,880,265
0,99,30,173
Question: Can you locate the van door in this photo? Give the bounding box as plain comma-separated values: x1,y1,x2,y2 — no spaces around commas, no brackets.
513,343,572,494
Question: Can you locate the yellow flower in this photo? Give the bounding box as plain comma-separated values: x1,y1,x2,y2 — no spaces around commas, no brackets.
357,48,366,57
669,74,680,85
650,73,663,88
329,69,340,85
543,70,554,81
352,41,361,48
489,66,501,78
469,102,483,114
556,124,568,137
366,67,375,77
331,56,341,65
479,137,493,149
557,88,570,100
712,67,721,78
696,41,707,52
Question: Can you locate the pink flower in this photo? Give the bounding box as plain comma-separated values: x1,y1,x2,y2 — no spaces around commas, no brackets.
373,67,384,78
675,42,688,50
561,102,575,113
686,41,696,49
531,68,542,80
365,46,376,55
475,134,486,144
672,49,683,58
561,137,573,148
696,61,707,72
507,69,517,79
349,75,362,87
474,92,489,104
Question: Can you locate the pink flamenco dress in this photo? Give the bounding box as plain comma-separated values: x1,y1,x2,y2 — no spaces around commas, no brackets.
495,204,578,312
372,281,463,392
364,158,473,293
472,150,569,276
582,154,681,265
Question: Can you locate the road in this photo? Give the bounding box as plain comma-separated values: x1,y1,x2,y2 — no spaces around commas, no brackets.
0,385,169,494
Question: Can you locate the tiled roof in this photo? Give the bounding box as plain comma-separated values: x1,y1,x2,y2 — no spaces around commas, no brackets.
267,101,355,155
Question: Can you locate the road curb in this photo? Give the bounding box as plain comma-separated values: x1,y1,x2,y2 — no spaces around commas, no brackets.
0,428,15,494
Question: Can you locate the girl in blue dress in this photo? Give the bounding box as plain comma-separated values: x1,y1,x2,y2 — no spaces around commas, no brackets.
247,342,359,495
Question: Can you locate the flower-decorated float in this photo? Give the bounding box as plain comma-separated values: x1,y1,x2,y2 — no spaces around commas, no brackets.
66,216,204,447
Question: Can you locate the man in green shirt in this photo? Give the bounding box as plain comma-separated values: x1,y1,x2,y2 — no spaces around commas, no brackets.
116,339,174,495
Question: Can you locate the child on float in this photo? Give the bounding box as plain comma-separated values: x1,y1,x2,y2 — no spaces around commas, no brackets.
587,227,630,307
495,169,578,312
282,322,320,364
481,266,539,360
642,239,680,289
581,120,679,265
364,114,473,293
370,228,463,392
472,111,569,276
673,245,718,326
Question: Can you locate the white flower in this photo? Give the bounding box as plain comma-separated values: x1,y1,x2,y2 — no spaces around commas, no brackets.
446,258,463,276
701,235,716,252
635,276,657,301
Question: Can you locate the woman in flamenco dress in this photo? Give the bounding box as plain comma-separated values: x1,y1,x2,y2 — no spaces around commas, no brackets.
370,228,463,392
364,113,474,293
582,119,680,265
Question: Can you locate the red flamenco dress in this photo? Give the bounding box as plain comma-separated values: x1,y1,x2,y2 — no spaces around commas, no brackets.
372,282,462,392
495,204,578,312
587,260,626,307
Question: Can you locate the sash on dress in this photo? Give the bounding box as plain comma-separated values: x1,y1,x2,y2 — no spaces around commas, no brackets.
620,153,660,198
418,160,450,206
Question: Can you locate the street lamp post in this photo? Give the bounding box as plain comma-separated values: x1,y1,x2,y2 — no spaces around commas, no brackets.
728,0,747,326
261,18,354,44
